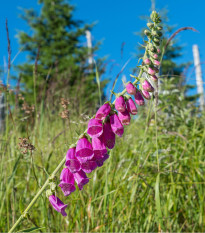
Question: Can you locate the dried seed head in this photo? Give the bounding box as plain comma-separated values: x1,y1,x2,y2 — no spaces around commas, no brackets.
61,98,70,109
18,138,35,154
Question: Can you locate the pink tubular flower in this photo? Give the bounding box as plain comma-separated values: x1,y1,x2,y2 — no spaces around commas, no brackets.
95,103,111,120
110,114,124,137
49,195,68,216
81,160,97,173
153,60,160,66
115,96,126,112
144,58,151,65
94,153,109,167
126,82,137,95
73,170,89,190
59,168,76,196
142,90,151,100
65,147,81,173
76,137,94,163
148,67,156,75
92,135,107,157
103,121,115,149
126,98,138,115
118,109,131,126
142,80,154,92
153,54,158,59
87,118,103,138
134,91,145,106
157,48,161,53
150,75,158,82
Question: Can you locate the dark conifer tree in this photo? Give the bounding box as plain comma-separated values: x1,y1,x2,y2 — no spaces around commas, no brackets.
18,0,106,111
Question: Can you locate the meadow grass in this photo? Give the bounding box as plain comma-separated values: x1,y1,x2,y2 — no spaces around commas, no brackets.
0,95,205,232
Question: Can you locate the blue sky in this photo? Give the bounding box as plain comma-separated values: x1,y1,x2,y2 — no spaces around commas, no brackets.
0,0,204,97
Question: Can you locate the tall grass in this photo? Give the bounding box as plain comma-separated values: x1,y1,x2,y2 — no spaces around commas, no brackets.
1,89,205,232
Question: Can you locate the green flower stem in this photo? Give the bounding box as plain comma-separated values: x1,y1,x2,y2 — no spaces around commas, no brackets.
9,56,145,233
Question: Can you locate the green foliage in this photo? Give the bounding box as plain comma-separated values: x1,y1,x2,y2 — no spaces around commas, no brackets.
17,0,106,109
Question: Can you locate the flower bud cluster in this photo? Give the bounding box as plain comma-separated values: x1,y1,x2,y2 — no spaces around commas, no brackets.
142,11,163,85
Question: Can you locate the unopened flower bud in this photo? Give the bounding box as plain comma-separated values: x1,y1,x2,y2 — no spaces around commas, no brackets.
153,41,160,46
153,60,160,66
156,18,162,23
153,37,160,43
157,48,161,54
148,67,156,75
150,11,158,22
142,90,151,100
126,98,138,115
144,58,151,65
153,54,158,59
126,82,137,95
152,31,158,36
115,96,126,112
156,31,162,37
134,91,145,106
142,80,154,92
147,22,154,29
144,29,151,37
157,25,163,31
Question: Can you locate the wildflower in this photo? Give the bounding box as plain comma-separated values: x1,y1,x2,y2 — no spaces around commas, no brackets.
87,118,103,138
95,103,111,120
81,160,98,173
76,137,94,163
126,98,138,115
49,195,68,216
115,96,126,112
94,153,109,167
92,135,107,157
144,58,151,65
134,91,145,106
59,168,76,196
157,48,161,53
118,109,131,125
110,113,124,137
103,121,115,149
148,67,156,75
65,147,81,173
126,82,137,95
142,80,154,92
73,170,89,190
142,90,151,100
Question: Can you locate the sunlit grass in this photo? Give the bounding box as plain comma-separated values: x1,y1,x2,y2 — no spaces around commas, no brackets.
1,97,205,232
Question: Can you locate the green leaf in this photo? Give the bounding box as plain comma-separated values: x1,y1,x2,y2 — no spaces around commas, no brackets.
17,226,45,232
